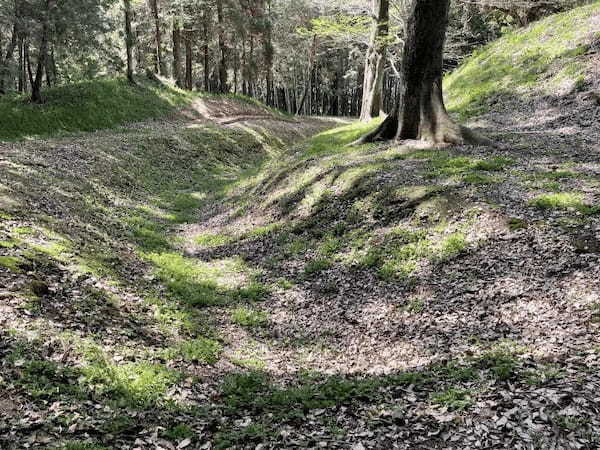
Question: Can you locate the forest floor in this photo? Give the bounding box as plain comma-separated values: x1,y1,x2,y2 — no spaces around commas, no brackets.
1,88,599,449
2,6,600,450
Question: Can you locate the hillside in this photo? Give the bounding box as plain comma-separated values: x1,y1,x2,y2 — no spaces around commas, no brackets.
0,78,287,141
1,4,600,449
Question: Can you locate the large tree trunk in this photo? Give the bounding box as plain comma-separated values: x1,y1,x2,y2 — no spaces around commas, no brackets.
124,0,135,84
149,0,164,76
263,0,274,107
216,0,229,93
172,17,182,87
0,21,19,94
31,0,56,103
357,0,491,146
360,0,389,122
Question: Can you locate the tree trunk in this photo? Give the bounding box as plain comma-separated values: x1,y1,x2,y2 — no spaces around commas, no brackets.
149,0,164,75
185,30,192,90
216,0,229,93
263,0,274,106
124,0,135,84
0,22,19,94
18,36,24,92
356,0,492,146
202,11,210,92
172,17,182,87
360,0,389,122
31,0,55,103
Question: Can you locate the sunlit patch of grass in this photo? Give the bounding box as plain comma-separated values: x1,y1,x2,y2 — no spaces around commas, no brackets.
0,239,19,248
164,338,222,364
146,253,220,306
0,255,24,272
145,296,202,336
445,2,600,118
244,223,282,238
530,192,598,214
231,357,267,370
524,366,564,385
231,307,269,328
194,233,234,248
305,119,381,157
430,388,473,410
147,252,254,306
12,226,35,235
428,156,513,179
436,232,467,261
0,78,198,141
539,170,580,180
82,348,180,408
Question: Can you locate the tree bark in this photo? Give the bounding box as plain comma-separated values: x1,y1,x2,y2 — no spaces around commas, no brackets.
172,16,182,87
0,20,19,94
202,10,210,92
18,36,24,92
216,0,229,93
263,0,274,106
149,0,164,76
356,0,492,146
124,0,135,84
360,0,389,122
31,0,55,103
185,30,193,90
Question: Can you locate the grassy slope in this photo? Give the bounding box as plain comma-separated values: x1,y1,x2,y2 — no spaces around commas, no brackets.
0,77,286,141
0,78,200,141
1,5,600,449
445,0,600,119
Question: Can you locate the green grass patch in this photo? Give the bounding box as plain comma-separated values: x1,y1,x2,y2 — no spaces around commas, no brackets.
163,424,195,441
0,78,198,141
530,192,598,214
194,233,234,248
445,2,600,118
231,307,269,328
304,257,333,275
430,388,473,410
165,338,222,364
82,353,180,408
0,255,24,272
305,119,381,157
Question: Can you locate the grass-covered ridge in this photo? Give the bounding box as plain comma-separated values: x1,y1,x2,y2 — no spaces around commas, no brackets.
445,1,600,119
0,78,201,141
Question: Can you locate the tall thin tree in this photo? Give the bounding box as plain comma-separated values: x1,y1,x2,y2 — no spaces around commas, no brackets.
124,0,135,84
360,0,389,122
